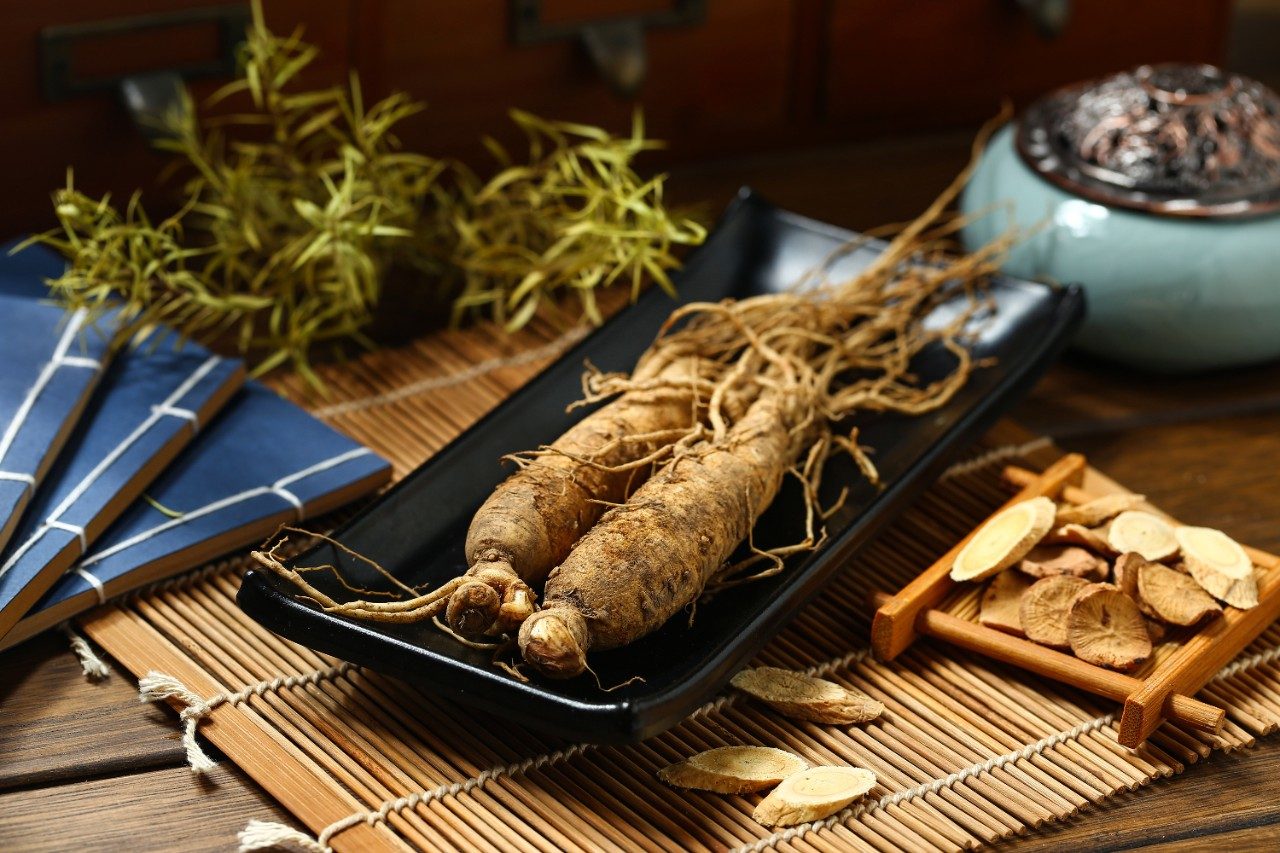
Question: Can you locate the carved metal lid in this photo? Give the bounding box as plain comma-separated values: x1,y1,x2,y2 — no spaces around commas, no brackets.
1017,63,1280,218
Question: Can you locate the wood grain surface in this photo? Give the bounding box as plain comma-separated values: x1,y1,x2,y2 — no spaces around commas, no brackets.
2,129,1279,849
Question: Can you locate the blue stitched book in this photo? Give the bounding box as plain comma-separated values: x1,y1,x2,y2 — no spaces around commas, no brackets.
1,382,392,648
0,334,244,643
0,295,113,557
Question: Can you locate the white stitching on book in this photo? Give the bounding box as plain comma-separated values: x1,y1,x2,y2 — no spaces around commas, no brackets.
0,356,223,580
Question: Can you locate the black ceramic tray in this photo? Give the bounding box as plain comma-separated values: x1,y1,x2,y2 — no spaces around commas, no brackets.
239,189,1085,743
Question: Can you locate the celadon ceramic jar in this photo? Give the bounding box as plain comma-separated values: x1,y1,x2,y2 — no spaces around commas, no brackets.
961,64,1280,372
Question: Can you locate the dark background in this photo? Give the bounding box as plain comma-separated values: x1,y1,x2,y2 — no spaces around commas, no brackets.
6,0,1278,240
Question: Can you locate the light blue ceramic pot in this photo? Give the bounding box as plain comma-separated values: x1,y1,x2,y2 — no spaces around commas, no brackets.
960,67,1280,372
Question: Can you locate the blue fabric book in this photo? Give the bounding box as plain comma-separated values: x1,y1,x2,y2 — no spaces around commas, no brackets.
0,335,244,642
2,382,392,648
0,295,112,556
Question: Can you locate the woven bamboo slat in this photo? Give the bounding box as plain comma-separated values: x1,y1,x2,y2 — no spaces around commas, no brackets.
77,317,1280,852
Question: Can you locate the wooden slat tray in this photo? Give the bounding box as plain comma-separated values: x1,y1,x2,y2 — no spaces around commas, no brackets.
872,453,1280,748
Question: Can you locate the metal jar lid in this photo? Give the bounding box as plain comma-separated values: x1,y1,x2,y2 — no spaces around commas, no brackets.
1017,63,1280,218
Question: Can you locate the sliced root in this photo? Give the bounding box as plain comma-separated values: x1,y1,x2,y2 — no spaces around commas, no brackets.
1067,583,1151,670
1019,575,1091,649
1043,523,1117,556
752,766,877,827
1055,493,1145,527
1019,544,1107,581
1136,558,1222,626
658,747,809,794
730,666,884,725
979,570,1031,637
1112,551,1145,598
1107,510,1178,562
1176,526,1259,609
950,496,1056,582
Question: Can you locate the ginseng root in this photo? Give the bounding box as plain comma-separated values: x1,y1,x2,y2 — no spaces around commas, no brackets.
518,394,800,678
451,355,707,635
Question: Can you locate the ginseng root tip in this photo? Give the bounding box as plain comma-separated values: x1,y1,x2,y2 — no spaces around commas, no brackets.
519,609,589,679
446,581,502,635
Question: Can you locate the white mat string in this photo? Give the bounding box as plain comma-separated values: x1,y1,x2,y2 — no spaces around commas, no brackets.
938,436,1053,481
239,636,1280,853
309,326,589,420
138,662,357,775
60,622,110,680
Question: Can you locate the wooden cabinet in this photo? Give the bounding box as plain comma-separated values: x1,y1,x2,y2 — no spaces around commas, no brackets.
825,0,1234,134
0,0,1233,238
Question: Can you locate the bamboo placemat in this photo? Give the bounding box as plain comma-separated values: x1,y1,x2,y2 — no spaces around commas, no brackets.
77,314,1280,852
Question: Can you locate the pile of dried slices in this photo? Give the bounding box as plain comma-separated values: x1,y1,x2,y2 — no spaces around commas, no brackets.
951,493,1258,670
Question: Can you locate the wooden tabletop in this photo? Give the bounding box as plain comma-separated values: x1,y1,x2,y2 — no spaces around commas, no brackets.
3,133,1279,851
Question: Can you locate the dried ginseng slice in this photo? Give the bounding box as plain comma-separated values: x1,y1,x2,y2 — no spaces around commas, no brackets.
951,497,1056,582
979,570,1032,636
731,667,884,725
1137,559,1222,626
1176,526,1259,609
1055,493,1146,527
1043,523,1117,556
1067,584,1152,670
1019,544,1108,580
1112,551,1145,597
1107,511,1178,562
1020,575,1090,648
752,766,877,827
658,747,809,794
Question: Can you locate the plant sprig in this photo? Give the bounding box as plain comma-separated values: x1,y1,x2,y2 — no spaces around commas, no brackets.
26,2,703,388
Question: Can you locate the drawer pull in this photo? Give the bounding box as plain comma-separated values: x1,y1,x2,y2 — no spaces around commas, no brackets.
1015,0,1072,39
39,5,249,103
510,0,706,97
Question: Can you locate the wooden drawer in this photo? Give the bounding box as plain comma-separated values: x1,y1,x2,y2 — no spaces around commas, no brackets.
350,0,796,163
0,1,350,239
825,0,1234,133
0,0,1235,238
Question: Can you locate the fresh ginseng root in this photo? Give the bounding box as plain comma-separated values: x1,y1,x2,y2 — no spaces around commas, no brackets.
449,357,702,636
658,747,809,794
752,766,877,827
950,497,1055,582
519,395,795,678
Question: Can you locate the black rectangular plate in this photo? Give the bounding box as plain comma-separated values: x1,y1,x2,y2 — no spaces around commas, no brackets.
239,189,1085,743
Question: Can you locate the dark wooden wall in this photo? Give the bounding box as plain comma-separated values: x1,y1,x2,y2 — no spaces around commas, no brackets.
0,0,1233,238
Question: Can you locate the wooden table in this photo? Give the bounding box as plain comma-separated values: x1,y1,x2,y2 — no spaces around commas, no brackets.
3,133,1279,851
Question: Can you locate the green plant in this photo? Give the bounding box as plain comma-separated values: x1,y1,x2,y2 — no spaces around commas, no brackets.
27,2,703,388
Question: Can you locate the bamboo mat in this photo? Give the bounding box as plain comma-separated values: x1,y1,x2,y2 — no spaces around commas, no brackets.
76,314,1280,852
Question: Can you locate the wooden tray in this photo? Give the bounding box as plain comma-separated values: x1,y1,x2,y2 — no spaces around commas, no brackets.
871,452,1280,747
